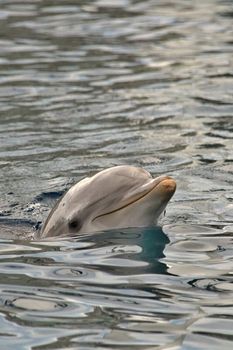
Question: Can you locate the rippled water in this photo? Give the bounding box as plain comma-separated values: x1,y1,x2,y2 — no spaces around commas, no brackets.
0,0,233,349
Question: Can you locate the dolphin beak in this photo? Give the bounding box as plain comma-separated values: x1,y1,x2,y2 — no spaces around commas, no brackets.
153,177,176,199
93,175,176,221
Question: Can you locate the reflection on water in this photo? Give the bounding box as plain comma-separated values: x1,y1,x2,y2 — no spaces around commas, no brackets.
0,225,232,349
0,0,233,349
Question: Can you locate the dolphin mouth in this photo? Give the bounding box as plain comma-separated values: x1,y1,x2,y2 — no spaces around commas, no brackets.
92,175,176,221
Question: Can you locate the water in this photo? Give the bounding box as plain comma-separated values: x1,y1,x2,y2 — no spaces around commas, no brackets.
0,0,233,348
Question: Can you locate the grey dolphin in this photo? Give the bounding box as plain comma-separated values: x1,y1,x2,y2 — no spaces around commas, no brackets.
40,165,176,238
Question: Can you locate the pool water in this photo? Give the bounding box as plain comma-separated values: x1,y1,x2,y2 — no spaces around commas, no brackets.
0,1,233,349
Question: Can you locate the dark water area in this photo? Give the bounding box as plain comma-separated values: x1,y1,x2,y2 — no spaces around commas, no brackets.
0,0,233,349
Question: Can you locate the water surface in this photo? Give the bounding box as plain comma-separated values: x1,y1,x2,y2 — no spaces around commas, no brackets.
0,0,233,349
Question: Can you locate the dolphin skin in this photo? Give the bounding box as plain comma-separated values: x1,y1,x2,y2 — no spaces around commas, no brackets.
40,165,176,238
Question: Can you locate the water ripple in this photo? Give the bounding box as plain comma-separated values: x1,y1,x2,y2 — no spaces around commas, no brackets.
0,0,233,349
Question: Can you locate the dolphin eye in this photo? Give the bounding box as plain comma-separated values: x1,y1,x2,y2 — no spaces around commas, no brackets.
68,219,81,231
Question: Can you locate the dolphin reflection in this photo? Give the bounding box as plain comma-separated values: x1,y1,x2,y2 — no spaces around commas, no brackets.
40,165,176,238
81,226,170,275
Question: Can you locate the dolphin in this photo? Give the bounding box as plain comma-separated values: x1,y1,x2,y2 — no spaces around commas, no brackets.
40,165,176,238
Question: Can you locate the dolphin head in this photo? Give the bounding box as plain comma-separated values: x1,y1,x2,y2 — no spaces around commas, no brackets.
40,165,176,238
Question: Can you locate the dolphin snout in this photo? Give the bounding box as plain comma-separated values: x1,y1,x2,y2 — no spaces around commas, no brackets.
160,177,176,194
153,177,176,201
